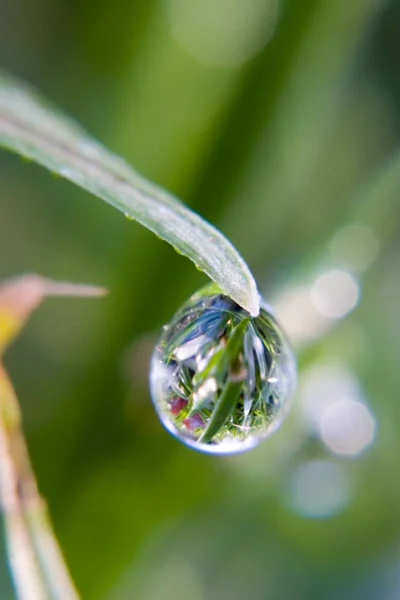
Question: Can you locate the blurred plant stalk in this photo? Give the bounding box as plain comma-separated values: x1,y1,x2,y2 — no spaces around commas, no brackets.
0,275,106,600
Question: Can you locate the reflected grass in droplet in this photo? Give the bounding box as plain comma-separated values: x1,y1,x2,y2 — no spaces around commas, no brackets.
150,284,296,455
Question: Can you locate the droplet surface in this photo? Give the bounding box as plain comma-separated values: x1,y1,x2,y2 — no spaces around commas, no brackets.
150,285,296,454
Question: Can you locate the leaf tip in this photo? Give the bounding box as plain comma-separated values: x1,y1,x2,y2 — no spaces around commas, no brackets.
231,279,260,318
245,293,260,318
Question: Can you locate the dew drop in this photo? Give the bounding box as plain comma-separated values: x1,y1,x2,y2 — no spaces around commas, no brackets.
149,284,296,454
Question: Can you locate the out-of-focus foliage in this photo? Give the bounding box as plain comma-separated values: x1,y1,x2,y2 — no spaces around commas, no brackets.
0,1,400,599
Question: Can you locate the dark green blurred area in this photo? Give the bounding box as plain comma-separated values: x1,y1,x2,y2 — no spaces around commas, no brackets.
1,0,400,598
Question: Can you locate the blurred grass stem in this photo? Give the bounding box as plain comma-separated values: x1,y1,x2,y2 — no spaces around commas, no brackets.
0,275,102,598
0,365,79,599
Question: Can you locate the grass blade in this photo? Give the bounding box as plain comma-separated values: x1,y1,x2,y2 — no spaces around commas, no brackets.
0,72,259,316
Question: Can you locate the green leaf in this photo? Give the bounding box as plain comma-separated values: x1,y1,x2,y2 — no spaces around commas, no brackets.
0,72,259,316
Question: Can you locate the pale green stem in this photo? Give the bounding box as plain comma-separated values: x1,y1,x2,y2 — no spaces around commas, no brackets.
0,364,79,600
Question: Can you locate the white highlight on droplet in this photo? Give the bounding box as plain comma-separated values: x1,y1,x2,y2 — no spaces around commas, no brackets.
196,377,217,399
168,0,279,68
330,223,379,273
321,400,376,457
174,334,208,361
287,459,351,518
311,269,360,319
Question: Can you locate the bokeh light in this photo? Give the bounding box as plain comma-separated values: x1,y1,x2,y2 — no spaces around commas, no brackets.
298,363,377,456
168,0,279,67
310,269,360,319
286,459,351,518
329,222,380,273
321,399,376,457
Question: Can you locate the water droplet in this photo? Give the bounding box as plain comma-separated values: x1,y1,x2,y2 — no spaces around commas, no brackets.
149,284,296,454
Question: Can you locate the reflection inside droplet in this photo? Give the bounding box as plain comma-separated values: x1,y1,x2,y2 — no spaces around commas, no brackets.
150,284,296,454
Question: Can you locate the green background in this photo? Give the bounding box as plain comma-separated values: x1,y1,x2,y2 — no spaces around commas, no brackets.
1,0,400,598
